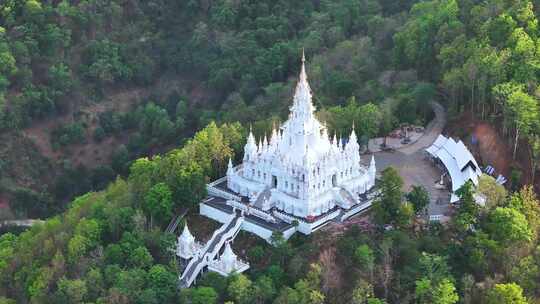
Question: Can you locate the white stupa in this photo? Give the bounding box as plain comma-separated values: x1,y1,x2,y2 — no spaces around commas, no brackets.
226,50,376,219
208,242,249,276
176,223,201,260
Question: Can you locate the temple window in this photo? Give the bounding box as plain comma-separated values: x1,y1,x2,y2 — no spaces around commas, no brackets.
258,171,261,178
285,181,288,188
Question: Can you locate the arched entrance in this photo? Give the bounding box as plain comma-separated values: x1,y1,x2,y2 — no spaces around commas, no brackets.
272,175,278,188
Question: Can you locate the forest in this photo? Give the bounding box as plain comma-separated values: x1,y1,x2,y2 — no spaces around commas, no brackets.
1,0,540,303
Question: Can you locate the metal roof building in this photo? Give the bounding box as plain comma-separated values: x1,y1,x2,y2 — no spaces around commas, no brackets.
426,135,482,203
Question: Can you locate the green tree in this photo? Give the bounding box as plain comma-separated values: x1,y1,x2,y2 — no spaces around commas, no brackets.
252,275,276,303
147,265,177,303
487,207,533,246
351,279,375,304
433,279,459,304
453,181,480,235
506,89,538,159
227,274,252,304
529,135,540,182
129,157,158,203
357,102,381,139
143,182,173,227
67,234,89,263
354,244,375,273
372,167,407,227
187,287,218,304
406,185,430,215
393,0,461,78
477,175,507,208
486,283,528,304
510,256,540,296
75,218,101,248
508,186,540,240
128,246,153,269
55,278,87,304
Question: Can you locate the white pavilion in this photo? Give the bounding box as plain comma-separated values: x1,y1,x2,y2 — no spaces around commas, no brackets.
176,223,201,260
207,241,250,276
226,51,376,219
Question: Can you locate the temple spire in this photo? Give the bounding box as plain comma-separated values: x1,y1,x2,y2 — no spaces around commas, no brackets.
298,49,308,88
291,49,314,119
244,125,257,160
350,123,358,144
227,158,234,175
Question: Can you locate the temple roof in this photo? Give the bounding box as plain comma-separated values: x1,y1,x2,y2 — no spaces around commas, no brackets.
222,242,237,262
178,223,195,244
243,50,358,169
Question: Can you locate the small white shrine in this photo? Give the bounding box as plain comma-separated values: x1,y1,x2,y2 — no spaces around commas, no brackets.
176,219,249,286
208,241,250,276
176,223,201,260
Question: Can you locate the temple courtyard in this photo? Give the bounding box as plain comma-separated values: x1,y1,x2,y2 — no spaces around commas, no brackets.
367,101,451,218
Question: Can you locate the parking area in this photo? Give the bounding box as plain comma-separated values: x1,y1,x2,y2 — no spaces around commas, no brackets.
369,150,451,216
362,102,451,217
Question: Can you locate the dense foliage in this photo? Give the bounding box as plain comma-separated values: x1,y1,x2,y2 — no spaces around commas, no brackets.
0,0,434,215
0,122,242,303
1,0,540,303
3,123,540,303
394,0,540,169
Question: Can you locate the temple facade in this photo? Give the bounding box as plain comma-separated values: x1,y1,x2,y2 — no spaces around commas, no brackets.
226,51,376,219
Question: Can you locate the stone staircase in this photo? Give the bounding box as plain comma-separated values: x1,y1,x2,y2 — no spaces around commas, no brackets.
253,187,272,210
335,188,358,209
179,214,243,288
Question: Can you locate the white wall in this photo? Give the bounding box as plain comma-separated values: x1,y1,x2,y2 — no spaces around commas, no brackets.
200,203,235,225
200,203,298,243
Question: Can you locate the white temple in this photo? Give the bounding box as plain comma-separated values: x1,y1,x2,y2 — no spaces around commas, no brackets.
226,51,376,219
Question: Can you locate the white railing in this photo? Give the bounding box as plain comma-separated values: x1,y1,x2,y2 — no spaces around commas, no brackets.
207,185,241,201
208,176,227,187
248,207,277,223
341,200,373,221
207,217,243,259
180,215,244,288
272,210,304,224
227,200,276,223
227,200,248,211
429,214,443,222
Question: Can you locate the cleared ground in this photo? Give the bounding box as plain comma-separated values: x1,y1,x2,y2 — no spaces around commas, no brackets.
370,150,451,216
365,102,451,216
